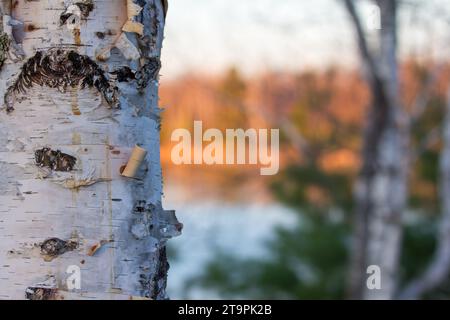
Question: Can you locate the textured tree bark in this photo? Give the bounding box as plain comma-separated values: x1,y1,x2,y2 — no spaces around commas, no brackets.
345,0,409,299
399,85,450,299
0,0,181,300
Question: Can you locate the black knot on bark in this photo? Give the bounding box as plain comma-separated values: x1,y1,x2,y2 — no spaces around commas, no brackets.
4,48,119,113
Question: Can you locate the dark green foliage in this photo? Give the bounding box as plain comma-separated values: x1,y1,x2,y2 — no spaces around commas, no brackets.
271,164,353,213
400,220,437,284
184,164,352,299
184,214,349,299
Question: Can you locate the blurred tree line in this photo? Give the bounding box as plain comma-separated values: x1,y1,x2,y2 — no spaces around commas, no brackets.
178,64,447,299
161,0,450,299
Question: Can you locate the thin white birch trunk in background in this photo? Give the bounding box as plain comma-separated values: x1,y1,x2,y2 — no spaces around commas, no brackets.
0,0,180,300
345,0,408,299
399,86,450,299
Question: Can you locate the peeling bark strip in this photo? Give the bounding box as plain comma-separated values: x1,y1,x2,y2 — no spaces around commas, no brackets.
35,148,77,172
123,0,145,35
60,0,94,26
87,239,113,256
4,49,119,113
41,238,78,260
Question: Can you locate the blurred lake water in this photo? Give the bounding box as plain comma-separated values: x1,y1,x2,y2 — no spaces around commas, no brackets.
163,184,297,299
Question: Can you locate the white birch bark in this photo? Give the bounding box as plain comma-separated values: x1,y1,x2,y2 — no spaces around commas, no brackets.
345,0,408,299
0,0,180,300
399,85,450,299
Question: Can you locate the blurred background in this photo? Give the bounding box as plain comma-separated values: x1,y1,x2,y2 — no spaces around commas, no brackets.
159,0,450,299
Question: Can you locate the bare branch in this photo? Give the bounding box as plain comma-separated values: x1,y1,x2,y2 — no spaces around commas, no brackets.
343,0,382,90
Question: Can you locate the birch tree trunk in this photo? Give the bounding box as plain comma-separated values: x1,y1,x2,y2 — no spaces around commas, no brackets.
399,85,450,299
0,0,180,300
345,0,409,299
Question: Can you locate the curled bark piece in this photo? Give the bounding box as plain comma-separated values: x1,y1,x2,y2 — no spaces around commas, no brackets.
94,0,148,62
4,49,119,112
96,32,141,61
87,239,112,256
35,148,77,172
122,0,144,35
121,145,147,178
115,32,141,60
122,21,144,36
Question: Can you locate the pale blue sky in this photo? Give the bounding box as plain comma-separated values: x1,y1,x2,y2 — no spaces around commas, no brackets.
161,0,450,79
